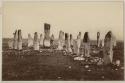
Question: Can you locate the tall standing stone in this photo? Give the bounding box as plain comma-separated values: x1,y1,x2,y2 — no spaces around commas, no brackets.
67,34,72,52
70,34,73,46
72,39,78,55
62,31,65,40
112,34,117,47
80,32,90,57
103,31,116,65
57,30,65,50
97,32,100,47
78,32,81,39
99,40,103,48
77,32,82,49
18,29,22,50
64,33,72,52
33,32,39,50
28,33,33,47
75,32,82,55
39,33,43,47
64,33,68,51
13,30,18,49
70,34,73,52
43,23,51,48
50,34,54,47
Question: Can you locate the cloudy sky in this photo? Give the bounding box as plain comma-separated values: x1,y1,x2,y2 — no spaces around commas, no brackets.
3,1,123,40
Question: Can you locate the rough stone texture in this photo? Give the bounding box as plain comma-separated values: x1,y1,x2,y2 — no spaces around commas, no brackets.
33,32,39,50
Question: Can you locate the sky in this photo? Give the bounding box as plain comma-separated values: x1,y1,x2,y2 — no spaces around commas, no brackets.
3,1,123,40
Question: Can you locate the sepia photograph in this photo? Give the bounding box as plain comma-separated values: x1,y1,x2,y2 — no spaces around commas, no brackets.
2,0,124,81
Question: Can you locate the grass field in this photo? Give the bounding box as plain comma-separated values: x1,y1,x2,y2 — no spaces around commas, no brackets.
2,38,124,81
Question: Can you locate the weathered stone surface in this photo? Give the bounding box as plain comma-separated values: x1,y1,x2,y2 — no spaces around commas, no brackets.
43,23,51,47
70,34,73,46
50,34,54,47
97,32,100,47
80,32,90,57
72,32,81,55
72,40,78,54
39,34,43,46
28,34,33,47
33,32,39,50
57,31,65,50
8,39,14,49
13,30,18,49
17,29,22,50
75,32,82,55
103,31,116,65
64,33,72,52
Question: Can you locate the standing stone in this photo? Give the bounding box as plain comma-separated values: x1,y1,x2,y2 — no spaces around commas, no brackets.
102,39,104,47
8,39,14,49
39,34,43,47
112,34,117,47
43,23,51,48
99,40,103,48
28,33,33,47
67,34,72,52
78,32,81,39
64,33,68,51
62,31,65,40
77,32,82,49
70,34,73,46
59,30,63,40
80,32,90,57
72,39,78,55
75,32,82,55
70,34,73,52
97,32,100,47
50,34,54,47
57,30,65,50
33,32,39,50
64,33,72,52
17,29,22,50
103,31,116,65
13,30,18,49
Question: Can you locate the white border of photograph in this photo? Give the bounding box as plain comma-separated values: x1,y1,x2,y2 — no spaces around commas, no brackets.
0,0,124,82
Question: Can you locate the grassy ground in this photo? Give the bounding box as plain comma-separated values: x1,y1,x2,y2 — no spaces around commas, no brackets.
2,38,124,81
